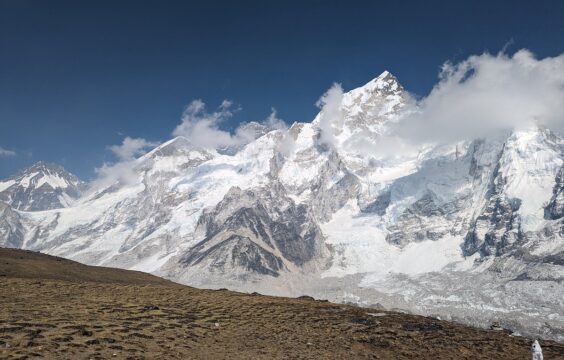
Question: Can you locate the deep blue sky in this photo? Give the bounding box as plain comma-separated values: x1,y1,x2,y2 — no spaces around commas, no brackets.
1,0,563,179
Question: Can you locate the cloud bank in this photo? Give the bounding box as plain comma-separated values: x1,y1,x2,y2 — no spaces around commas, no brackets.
396,49,564,144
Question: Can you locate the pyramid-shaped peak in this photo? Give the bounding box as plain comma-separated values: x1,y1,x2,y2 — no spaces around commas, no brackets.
28,161,63,171
0,161,84,211
377,70,393,79
142,136,191,158
15,161,79,181
346,70,405,100
142,136,215,160
369,70,402,91
376,70,399,82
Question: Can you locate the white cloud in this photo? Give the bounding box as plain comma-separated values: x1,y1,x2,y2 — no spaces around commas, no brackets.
263,108,287,131
0,147,16,157
315,83,344,148
109,137,158,161
395,49,564,145
91,161,139,190
88,136,159,191
277,129,297,157
172,100,287,150
172,99,242,149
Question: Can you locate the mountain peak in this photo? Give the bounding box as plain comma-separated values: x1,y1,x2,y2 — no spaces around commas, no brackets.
0,161,83,211
142,136,209,159
24,161,68,174
377,70,392,79
366,70,403,92
342,71,405,106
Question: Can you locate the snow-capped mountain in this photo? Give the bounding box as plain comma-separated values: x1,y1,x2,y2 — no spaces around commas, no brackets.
1,71,563,340
0,161,84,211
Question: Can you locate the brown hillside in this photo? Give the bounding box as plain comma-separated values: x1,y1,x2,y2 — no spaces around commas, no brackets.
0,248,562,359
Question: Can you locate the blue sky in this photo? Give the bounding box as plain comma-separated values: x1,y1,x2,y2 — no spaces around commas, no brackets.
1,0,563,179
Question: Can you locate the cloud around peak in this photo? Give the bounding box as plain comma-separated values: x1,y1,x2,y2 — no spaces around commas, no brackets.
395,49,564,145
315,83,344,148
172,100,287,150
109,137,159,161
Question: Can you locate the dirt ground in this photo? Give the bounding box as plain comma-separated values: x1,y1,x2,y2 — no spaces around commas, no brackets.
0,248,563,359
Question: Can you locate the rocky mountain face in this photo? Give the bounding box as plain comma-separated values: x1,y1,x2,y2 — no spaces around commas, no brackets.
0,202,24,248
180,182,327,280
0,161,84,211
1,71,563,340
546,165,564,221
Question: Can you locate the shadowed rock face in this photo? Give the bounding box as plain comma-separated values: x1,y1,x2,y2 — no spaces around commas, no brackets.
360,189,391,215
182,235,285,277
464,162,523,257
0,202,24,248
545,165,564,221
181,183,326,276
386,191,453,247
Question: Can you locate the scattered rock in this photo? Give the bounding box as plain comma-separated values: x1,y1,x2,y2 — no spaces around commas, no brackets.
367,313,388,317
402,323,443,332
489,321,512,333
351,317,380,326
368,303,386,310
78,326,93,336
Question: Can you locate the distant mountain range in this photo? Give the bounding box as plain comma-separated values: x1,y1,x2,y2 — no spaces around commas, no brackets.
1,71,563,341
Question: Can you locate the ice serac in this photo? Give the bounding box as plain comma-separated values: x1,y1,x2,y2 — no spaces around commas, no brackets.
1,71,564,341
0,161,84,211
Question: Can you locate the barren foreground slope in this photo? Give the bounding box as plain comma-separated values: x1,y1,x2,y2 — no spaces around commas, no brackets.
0,248,562,359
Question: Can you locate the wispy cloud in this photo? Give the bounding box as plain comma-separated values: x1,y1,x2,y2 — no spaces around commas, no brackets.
0,147,16,157
263,108,287,131
172,99,242,149
109,136,159,161
315,83,344,148
172,100,287,150
88,136,159,191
